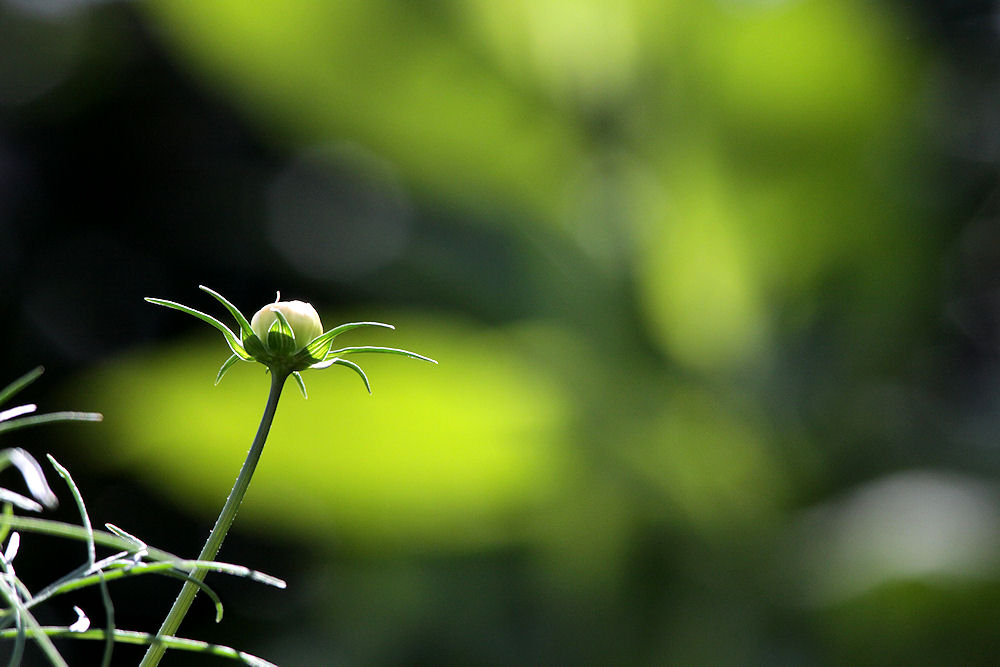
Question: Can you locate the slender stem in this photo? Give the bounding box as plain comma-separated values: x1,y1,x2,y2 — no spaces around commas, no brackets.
140,370,289,667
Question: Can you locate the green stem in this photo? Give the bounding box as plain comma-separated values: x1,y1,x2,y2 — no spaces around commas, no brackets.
140,370,289,667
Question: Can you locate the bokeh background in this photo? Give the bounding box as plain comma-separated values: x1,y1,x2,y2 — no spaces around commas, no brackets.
3,0,1000,664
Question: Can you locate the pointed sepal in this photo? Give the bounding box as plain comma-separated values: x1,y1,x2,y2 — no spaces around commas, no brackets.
331,358,372,393
199,285,256,344
215,354,242,385
145,297,251,361
326,346,437,365
304,322,395,361
291,371,308,398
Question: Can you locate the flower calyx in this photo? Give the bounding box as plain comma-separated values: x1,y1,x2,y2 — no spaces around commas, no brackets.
247,297,325,372
145,285,436,397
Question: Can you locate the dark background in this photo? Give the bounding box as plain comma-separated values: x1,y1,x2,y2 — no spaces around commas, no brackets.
3,0,1000,664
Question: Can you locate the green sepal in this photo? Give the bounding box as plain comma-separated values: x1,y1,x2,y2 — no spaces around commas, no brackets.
326,346,437,365
270,309,294,337
242,335,267,359
198,285,256,345
269,310,297,354
215,354,241,385
291,372,308,399
266,331,296,356
304,322,394,361
145,298,251,361
331,358,372,393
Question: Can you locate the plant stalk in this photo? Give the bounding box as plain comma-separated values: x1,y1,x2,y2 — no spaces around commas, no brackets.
140,369,289,667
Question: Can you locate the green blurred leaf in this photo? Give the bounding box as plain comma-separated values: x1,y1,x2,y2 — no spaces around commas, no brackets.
144,0,589,222
70,315,572,552
617,386,789,528
0,367,43,408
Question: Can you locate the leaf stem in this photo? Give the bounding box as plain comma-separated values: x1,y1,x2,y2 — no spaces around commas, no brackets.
139,370,289,667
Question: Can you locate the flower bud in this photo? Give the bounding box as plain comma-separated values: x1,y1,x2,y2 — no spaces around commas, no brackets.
251,300,323,353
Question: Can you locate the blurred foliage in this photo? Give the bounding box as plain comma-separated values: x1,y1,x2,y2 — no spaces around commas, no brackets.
139,0,938,377
73,315,573,551
3,0,1000,664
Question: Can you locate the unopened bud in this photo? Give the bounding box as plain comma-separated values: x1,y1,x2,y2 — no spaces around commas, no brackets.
250,300,323,354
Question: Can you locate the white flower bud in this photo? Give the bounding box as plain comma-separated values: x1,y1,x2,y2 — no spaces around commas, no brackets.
251,300,323,353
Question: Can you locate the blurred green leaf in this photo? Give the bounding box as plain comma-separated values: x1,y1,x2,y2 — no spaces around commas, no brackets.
144,0,589,221
617,386,789,528
71,315,572,552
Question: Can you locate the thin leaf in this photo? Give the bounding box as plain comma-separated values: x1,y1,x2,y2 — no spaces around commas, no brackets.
0,516,183,563
0,563,33,617
0,503,13,545
1,448,57,510
303,321,394,360
20,613,65,666
0,541,26,666
11,454,125,656
0,517,287,587
22,558,284,619
291,372,308,399
159,559,286,589
98,575,115,667
89,549,136,574
47,455,95,565
0,411,102,437
326,321,395,337
215,354,242,385
0,627,278,667
157,568,227,623
0,490,43,513
0,562,66,666
0,367,43,408
0,404,36,423
198,285,256,344
18,558,229,624
3,532,18,562
326,346,438,364
105,523,147,553
332,358,372,393
145,297,251,361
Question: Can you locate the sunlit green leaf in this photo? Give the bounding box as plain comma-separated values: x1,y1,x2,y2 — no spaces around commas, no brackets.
215,354,241,385
145,298,250,361
199,285,256,343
